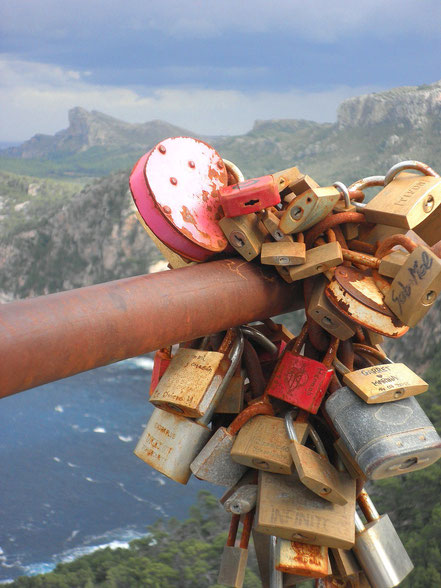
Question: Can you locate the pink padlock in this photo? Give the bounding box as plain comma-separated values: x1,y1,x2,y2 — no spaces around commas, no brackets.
130,137,229,261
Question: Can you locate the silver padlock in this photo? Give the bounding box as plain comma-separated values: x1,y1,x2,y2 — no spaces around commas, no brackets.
354,489,414,587
134,329,243,484
220,470,258,515
325,386,441,479
218,510,254,588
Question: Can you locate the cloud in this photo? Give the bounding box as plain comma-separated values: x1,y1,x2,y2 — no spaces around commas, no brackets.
0,56,383,141
2,0,440,42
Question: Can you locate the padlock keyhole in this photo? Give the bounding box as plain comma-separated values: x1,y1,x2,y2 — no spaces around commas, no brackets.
244,199,260,207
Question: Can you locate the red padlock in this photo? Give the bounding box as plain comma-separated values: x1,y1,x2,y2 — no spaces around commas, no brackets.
149,347,172,396
219,176,281,217
266,324,338,414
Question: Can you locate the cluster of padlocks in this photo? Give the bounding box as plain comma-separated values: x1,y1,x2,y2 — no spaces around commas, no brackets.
128,136,441,587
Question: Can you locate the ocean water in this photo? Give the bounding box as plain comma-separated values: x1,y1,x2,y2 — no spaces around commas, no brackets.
0,358,211,582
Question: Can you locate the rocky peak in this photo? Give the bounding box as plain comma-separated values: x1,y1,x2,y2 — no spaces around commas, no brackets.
337,81,441,129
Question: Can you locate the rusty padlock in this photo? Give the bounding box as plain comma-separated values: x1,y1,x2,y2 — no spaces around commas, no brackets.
276,241,343,283
266,323,337,414
134,330,243,484
150,330,238,418
276,539,330,579
280,185,341,234
130,137,229,261
219,175,281,217
218,510,254,588
285,412,356,506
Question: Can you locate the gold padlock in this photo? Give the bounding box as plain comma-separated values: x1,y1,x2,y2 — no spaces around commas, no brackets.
261,238,306,266
333,355,428,404
285,412,356,506
218,511,254,588
361,163,441,242
150,330,236,418
383,244,441,327
330,547,361,582
230,414,309,475
280,186,341,234
255,470,355,549
276,539,330,579
258,207,285,241
378,249,408,278
219,212,268,260
277,241,343,283
308,275,356,341
216,363,245,414
272,166,302,193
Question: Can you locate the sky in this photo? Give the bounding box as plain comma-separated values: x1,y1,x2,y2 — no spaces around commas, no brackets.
0,0,441,142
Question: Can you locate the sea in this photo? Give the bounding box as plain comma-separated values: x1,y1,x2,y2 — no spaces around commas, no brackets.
0,357,213,583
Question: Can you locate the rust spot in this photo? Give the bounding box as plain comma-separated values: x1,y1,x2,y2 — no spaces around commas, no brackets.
158,144,166,154
163,205,172,214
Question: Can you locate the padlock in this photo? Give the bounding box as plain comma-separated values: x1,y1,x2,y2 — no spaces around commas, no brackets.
272,166,302,193
219,175,281,217
383,244,441,327
330,547,361,581
218,510,254,588
279,186,341,234
252,529,273,588
258,207,285,240
333,356,428,403
266,324,336,414
216,363,245,414
255,470,355,549
285,413,355,506
149,346,172,396
150,330,236,418
276,539,330,579
134,330,243,484
130,137,229,261
378,249,408,278
277,241,343,283
333,439,366,482
261,238,306,266
325,385,441,479
220,470,258,515
219,212,268,260
190,397,274,486
353,489,414,587
308,275,356,341
230,414,309,474
325,265,408,338
360,162,441,238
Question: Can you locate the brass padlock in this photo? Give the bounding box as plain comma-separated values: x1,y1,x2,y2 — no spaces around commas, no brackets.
219,212,268,260
272,166,302,193
325,265,408,338
218,510,254,588
150,330,238,418
277,241,343,283
285,412,355,506
134,330,243,484
378,249,408,278
255,470,355,549
230,414,309,475
258,207,285,241
383,244,441,327
280,186,341,234
361,161,441,242
330,547,361,581
216,363,245,414
308,275,356,341
261,238,306,266
276,539,330,579
353,489,414,587
333,356,428,403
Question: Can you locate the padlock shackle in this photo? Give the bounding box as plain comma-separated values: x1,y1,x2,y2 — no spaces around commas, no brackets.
333,181,351,209
198,329,244,426
305,212,367,249
239,509,255,549
375,234,418,259
357,489,380,522
269,536,283,588
341,248,380,269
285,412,328,458
242,338,267,399
354,511,366,534
332,358,350,376
228,399,274,436
223,158,245,184
348,175,385,193
226,513,241,547
352,343,390,364
322,337,340,368
384,160,439,185
241,325,278,356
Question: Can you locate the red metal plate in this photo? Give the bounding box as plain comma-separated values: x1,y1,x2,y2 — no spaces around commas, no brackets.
145,137,228,252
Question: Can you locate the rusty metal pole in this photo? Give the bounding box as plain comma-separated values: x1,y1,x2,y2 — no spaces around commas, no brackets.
0,259,303,398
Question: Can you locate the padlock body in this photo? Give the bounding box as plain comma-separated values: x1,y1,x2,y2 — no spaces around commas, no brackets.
134,408,211,485
219,213,267,260
217,545,249,587
278,242,343,283
261,240,306,266
330,547,361,579
276,539,329,578
289,441,356,505
343,362,428,403
150,347,225,417
363,174,441,229
267,353,333,414
378,250,408,279
384,245,441,327
216,366,245,414
308,276,356,341
219,175,280,217
325,387,441,479
272,166,302,192
354,514,414,587
280,187,340,234
190,426,247,486
231,415,308,474
255,471,355,549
